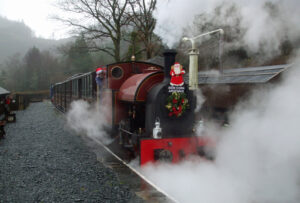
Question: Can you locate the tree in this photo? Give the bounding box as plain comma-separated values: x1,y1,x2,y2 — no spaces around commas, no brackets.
178,2,249,70
3,53,24,91
124,30,143,61
23,47,43,90
55,0,132,62
68,36,94,73
129,0,161,59
58,36,94,74
0,69,6,87
42,51,66,84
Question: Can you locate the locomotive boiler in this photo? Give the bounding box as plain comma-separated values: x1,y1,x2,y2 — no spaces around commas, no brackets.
52,49,211,166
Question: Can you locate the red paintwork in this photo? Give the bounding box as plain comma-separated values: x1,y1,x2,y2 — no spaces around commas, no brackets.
118,72,164,102
101,89,113,126
108,63,132,90
140,136,212,166
107,62,163,90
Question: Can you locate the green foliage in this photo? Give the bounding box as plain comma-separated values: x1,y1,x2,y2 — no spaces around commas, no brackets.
165,92,189,117
91,51,114,66
2,47,67,92
65,37,93,73
124,31,144,61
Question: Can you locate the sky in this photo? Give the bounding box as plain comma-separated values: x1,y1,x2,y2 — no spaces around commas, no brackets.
0,0,299,47
0,0,67,39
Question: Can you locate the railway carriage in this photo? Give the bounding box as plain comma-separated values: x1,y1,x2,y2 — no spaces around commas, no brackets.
52,72,97,112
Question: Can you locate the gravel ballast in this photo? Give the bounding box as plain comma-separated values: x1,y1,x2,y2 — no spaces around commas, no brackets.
0,102,143,203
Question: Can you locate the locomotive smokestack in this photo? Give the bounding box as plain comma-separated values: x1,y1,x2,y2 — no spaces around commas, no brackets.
163,49,177,82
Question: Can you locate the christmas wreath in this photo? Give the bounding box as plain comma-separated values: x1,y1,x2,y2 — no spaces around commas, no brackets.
165,92,189,117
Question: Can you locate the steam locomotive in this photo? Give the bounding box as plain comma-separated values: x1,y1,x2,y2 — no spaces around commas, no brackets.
51,49,212,165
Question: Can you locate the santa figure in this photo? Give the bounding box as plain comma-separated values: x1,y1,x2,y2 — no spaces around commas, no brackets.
170,62,185,86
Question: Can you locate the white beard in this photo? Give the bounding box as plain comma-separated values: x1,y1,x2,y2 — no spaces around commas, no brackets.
174,67,180,74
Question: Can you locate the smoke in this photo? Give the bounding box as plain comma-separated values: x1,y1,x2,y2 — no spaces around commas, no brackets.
140,55,300,202
194,88,205,113
239,0,300,55
66,100,112,145
155,0,300,56
155,0,220,48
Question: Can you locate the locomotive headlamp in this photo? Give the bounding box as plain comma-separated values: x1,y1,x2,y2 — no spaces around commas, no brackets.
153,117,162,139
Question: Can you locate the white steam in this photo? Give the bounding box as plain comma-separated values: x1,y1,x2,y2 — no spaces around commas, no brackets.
66,100,112,144
240,0,300,55
141,57,300,203
155,0,300,55
155,0,219,47
194,88,205,113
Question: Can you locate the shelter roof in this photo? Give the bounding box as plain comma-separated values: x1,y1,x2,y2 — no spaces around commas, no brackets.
185,64,290,84
0,86,10,95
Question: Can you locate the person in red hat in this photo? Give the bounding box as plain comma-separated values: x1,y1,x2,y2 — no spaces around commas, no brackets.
95,66,106,98
170,62,185,86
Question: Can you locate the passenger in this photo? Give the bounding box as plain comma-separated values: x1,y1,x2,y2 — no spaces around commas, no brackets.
50,84,54,102
95,67,106,98
5,95,11,114
0,98,6,139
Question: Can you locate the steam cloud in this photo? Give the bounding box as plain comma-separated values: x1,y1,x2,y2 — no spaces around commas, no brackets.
63,2,300,202
141,55,300,203
66,100,112,145
155,0,300,56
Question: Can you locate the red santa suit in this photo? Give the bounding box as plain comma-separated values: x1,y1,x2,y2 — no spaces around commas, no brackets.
170,63,185,86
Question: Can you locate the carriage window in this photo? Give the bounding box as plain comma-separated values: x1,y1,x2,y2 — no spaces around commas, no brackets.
82,78,85,97
88,75,91,96
72,80,75,96
87,76,90,96
111,66,123,79
89,75,92,96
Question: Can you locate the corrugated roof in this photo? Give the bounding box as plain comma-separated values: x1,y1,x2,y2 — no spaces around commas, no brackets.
185,64,290,84
0,87,10,95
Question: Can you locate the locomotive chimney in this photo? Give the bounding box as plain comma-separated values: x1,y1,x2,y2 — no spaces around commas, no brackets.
163,49,177,82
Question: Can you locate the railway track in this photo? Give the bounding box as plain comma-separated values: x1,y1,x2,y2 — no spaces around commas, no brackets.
82,135,179,203
52,106,179,202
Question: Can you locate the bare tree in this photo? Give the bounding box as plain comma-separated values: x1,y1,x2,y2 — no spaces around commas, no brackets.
129,0,160,59
55,0,131,62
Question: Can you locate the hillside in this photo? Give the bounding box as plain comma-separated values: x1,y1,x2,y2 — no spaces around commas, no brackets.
0,16,69,66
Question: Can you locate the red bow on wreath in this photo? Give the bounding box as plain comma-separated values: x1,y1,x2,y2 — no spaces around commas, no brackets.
165,92,188,117
169,105,182,117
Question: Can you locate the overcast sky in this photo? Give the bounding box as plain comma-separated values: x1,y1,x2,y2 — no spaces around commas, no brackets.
0,0,299,44
0,0,67,39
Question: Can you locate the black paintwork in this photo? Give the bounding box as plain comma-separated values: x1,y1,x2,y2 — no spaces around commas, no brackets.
145,50,196,138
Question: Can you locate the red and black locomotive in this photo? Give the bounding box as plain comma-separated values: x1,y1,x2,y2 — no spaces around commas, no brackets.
51,49,211,166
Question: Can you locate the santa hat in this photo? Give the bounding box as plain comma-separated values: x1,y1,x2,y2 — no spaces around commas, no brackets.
96,67,105,74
